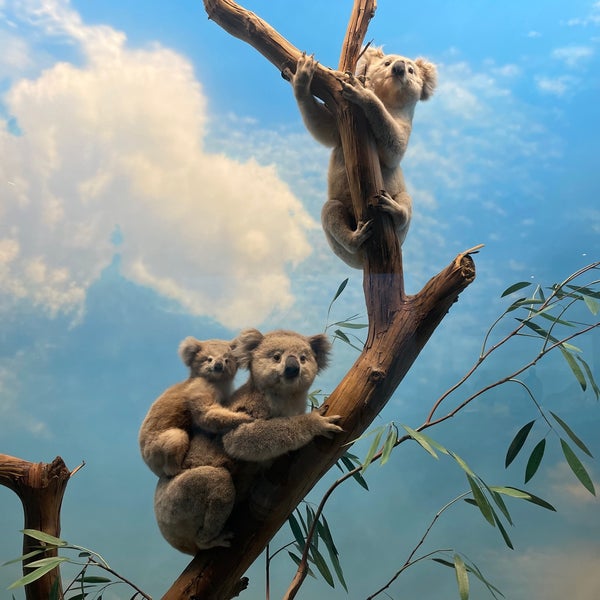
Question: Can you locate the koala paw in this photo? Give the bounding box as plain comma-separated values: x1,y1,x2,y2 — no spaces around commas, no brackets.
285,52,317,94
317,414,344,438
339,72,371,105
350,219,373,248
376,191,411,227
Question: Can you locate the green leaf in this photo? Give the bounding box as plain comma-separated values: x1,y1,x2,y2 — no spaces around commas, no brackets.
559,346,587,391
451,452,477,479
380,426,398,466
583,295,600,314
492,511,514,550
8,557,68,589
361,427,385,473
454,554,469,600
550,412,593,457
340,453,369,490
288,512,306,549
525,438,546,483
489,488,513,525
75,576,111,584
537,312,576,327
335,321,368,330
21,529,68,547
566,284,600,300
560,439,596,495
501,281,531,297
466,474,495,526
403,425,450,459
577,356,600,400
462,558,505,599
309,544,335,587
287,552,316,579
320,516,347,591
496,487,556,511
331,279,349,304
505,420,535,468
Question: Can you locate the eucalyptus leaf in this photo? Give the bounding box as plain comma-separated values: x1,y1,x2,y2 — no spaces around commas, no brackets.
466,474,495,526
550,412,593,457
380,426,398,465
505,420,535,468
577,356,600,400
453,553,469,600
498,487,556,511
501,281,531,297
288,513,306,549
8,557,68,590
492,511,514,550
21,529,68,547
525,439,546,483
560,439,596,495
361,427,385,473
401,425,442,459
309,544,335,587
559,347,587,391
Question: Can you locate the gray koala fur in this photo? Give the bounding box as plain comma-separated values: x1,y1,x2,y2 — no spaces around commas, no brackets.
153,328,343,554
286,47,437,268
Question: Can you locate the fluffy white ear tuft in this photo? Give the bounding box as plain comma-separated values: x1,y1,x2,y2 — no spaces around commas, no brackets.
178,337,202,367
231,328,264,369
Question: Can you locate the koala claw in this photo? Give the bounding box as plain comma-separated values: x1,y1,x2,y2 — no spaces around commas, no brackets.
321,414,344,437
376,192,410,225
352,219,373,245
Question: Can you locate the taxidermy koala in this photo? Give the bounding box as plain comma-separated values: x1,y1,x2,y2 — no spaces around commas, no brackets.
138,336,252,477
287,46,437,268
153,328,343,554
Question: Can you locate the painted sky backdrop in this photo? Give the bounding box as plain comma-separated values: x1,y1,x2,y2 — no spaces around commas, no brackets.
1,1,599,598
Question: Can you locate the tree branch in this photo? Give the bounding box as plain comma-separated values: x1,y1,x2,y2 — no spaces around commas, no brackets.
0,454,71,600
161,2,478,598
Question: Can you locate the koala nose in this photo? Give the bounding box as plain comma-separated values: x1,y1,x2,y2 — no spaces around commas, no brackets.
392,61,406,78
284,356,300,379
213,360,224,373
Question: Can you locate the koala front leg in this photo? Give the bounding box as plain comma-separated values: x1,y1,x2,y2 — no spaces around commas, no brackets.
222,411,343,462
284,53,338,147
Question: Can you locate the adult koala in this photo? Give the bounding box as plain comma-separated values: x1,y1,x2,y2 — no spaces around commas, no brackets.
286,46,437,268
153,329,342,554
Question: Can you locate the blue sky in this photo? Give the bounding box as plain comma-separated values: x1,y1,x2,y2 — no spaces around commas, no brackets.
0,1,599,599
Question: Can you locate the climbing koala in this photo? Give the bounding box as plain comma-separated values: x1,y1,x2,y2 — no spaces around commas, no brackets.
153,328,342,554
138,336,252,477
286,46,437,268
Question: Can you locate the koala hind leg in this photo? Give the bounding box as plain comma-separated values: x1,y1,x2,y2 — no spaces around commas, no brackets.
154,466,235,554
144,428,189,477
376,190,412,245
322,199,372,268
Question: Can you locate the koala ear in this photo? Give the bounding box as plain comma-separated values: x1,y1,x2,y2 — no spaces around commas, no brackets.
232,328,264,369
178,337,202,367
356,45,384,78
308,334,332,372
415,58,437,101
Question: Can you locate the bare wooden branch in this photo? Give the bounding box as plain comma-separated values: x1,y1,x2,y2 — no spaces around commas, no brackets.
0,454,70,600
160,2,478,598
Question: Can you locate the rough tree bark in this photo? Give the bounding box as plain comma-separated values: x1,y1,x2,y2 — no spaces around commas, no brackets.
162,1,478,599
0,454,72,600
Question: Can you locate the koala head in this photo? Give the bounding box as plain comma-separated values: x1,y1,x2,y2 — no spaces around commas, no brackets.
178,337,237,382
233,328,331,411
356,46,437,110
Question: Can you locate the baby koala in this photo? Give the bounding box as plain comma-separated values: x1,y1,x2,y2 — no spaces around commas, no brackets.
287,47,437,268
138,336,253,477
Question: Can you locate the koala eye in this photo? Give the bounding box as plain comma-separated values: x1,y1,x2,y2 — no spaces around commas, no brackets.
273,353,282,363
206,357,213,363
300,355,307,364
408,66,415,74
384,60,392,67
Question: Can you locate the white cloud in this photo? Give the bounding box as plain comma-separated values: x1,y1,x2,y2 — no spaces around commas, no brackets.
0,0,316,328
535,74,579,96
566,1,600,27
552,45,594,67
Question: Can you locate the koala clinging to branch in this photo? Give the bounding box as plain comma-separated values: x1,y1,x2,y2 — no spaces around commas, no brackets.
286,46,437,268
139,337,252,477
153,329,343,554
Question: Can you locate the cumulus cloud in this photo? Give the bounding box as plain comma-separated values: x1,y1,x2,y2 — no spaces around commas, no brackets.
552,45,594,67
0,0,316,328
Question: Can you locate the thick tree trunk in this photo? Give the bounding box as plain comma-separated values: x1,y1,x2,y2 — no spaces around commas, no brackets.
161,1,478,599
0,454,70,600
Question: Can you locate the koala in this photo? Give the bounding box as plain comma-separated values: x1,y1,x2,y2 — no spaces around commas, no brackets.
287,47,437,268
153,328,343,555
138,336,252,478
